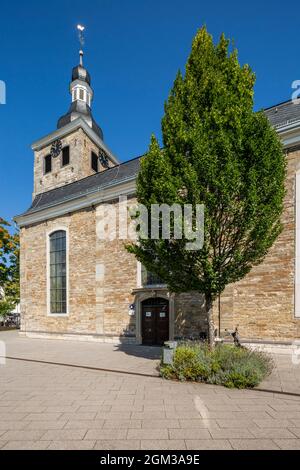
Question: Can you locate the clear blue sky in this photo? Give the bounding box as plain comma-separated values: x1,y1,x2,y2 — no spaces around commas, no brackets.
0,0,298,227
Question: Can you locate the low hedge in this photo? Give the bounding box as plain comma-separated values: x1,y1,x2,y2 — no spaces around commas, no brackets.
160,342,273,389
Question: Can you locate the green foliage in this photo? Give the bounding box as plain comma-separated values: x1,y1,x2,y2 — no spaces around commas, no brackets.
127,26,286,343
169,344,210,381
160,343,273,389
0,299,15,318
0,217,20,306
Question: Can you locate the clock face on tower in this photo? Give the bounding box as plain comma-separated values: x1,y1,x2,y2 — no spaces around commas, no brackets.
99,149,109,169
50,139,62,158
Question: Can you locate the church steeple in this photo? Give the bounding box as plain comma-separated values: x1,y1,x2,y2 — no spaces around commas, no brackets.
57,27,103,140
30,25,119,199
79,49,83,66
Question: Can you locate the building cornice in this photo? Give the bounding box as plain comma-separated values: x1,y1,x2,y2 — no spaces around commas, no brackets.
31,117,120,165
15,177,136,228
276,121,300,148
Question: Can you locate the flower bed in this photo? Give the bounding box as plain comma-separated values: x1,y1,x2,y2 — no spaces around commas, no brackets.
160,342,273,388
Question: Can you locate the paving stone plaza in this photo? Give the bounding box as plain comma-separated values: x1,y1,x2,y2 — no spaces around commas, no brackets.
1,331,300,450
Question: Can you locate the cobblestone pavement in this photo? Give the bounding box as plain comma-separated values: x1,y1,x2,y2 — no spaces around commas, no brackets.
1,352,300,449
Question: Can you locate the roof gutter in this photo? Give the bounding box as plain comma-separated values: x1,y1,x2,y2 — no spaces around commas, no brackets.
269,118,300,148
14,176,136,228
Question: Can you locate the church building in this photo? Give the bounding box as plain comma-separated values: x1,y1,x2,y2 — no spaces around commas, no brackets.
15,52,300,346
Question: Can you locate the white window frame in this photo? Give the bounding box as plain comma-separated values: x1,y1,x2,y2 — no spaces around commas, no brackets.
137,261,166,288
46,226,69,317
72,86,87,103
78,87,85,102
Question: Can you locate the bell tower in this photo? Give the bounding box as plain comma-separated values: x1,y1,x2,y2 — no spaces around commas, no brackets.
57,48,103,140
31,26,119,199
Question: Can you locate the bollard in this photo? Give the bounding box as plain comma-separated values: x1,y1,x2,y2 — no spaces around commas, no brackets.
163,341,177,365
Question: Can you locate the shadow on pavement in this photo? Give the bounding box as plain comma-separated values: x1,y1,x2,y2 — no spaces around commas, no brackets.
114,343,162,360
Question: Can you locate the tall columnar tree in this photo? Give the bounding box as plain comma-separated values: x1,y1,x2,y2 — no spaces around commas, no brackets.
127,27,286,345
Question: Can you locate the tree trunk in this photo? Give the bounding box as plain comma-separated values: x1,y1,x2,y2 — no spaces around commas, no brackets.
205,293,215,348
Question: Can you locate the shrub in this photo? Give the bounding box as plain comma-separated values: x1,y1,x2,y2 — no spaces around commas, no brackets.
160,343,273,389
0,299,15,318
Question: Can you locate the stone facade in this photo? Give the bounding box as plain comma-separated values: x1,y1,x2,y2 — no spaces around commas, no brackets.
20,209,97,336
19,143,300,344
215,146,300,342
94,201,137,339
17,55,300,345
174,292,207,338
33,128,112,198
20,204,134,340
19,144,300,345
19,196,206,343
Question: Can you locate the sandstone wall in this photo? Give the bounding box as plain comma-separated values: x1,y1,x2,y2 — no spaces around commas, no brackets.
216,147,300,342
33,129,112,198
20,200,137,340
20,209,96,335
20,146,300,343
174,293,207,338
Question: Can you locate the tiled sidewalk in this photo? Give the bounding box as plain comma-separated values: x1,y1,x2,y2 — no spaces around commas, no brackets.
258,353,300,394
1,331,300,450
0,331,161,376
1,354,300,449
2,330,300,394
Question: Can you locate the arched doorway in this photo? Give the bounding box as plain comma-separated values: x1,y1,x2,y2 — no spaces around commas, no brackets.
141,297,169,346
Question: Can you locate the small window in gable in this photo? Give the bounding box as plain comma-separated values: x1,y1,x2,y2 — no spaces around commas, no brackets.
62,146,70,166
91,151,98,172
79,88,84,100
44,154,52,174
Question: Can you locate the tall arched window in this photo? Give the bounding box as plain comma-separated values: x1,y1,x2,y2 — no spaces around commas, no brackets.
49,230,67,314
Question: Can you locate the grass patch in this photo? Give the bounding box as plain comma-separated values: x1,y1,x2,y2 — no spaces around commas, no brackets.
160,342,273,389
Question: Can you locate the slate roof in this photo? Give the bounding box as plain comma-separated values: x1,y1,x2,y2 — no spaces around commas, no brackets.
57,101,103,140
24,156,141,215
18,99,300,219
72,64,91,86
265,99,300,128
